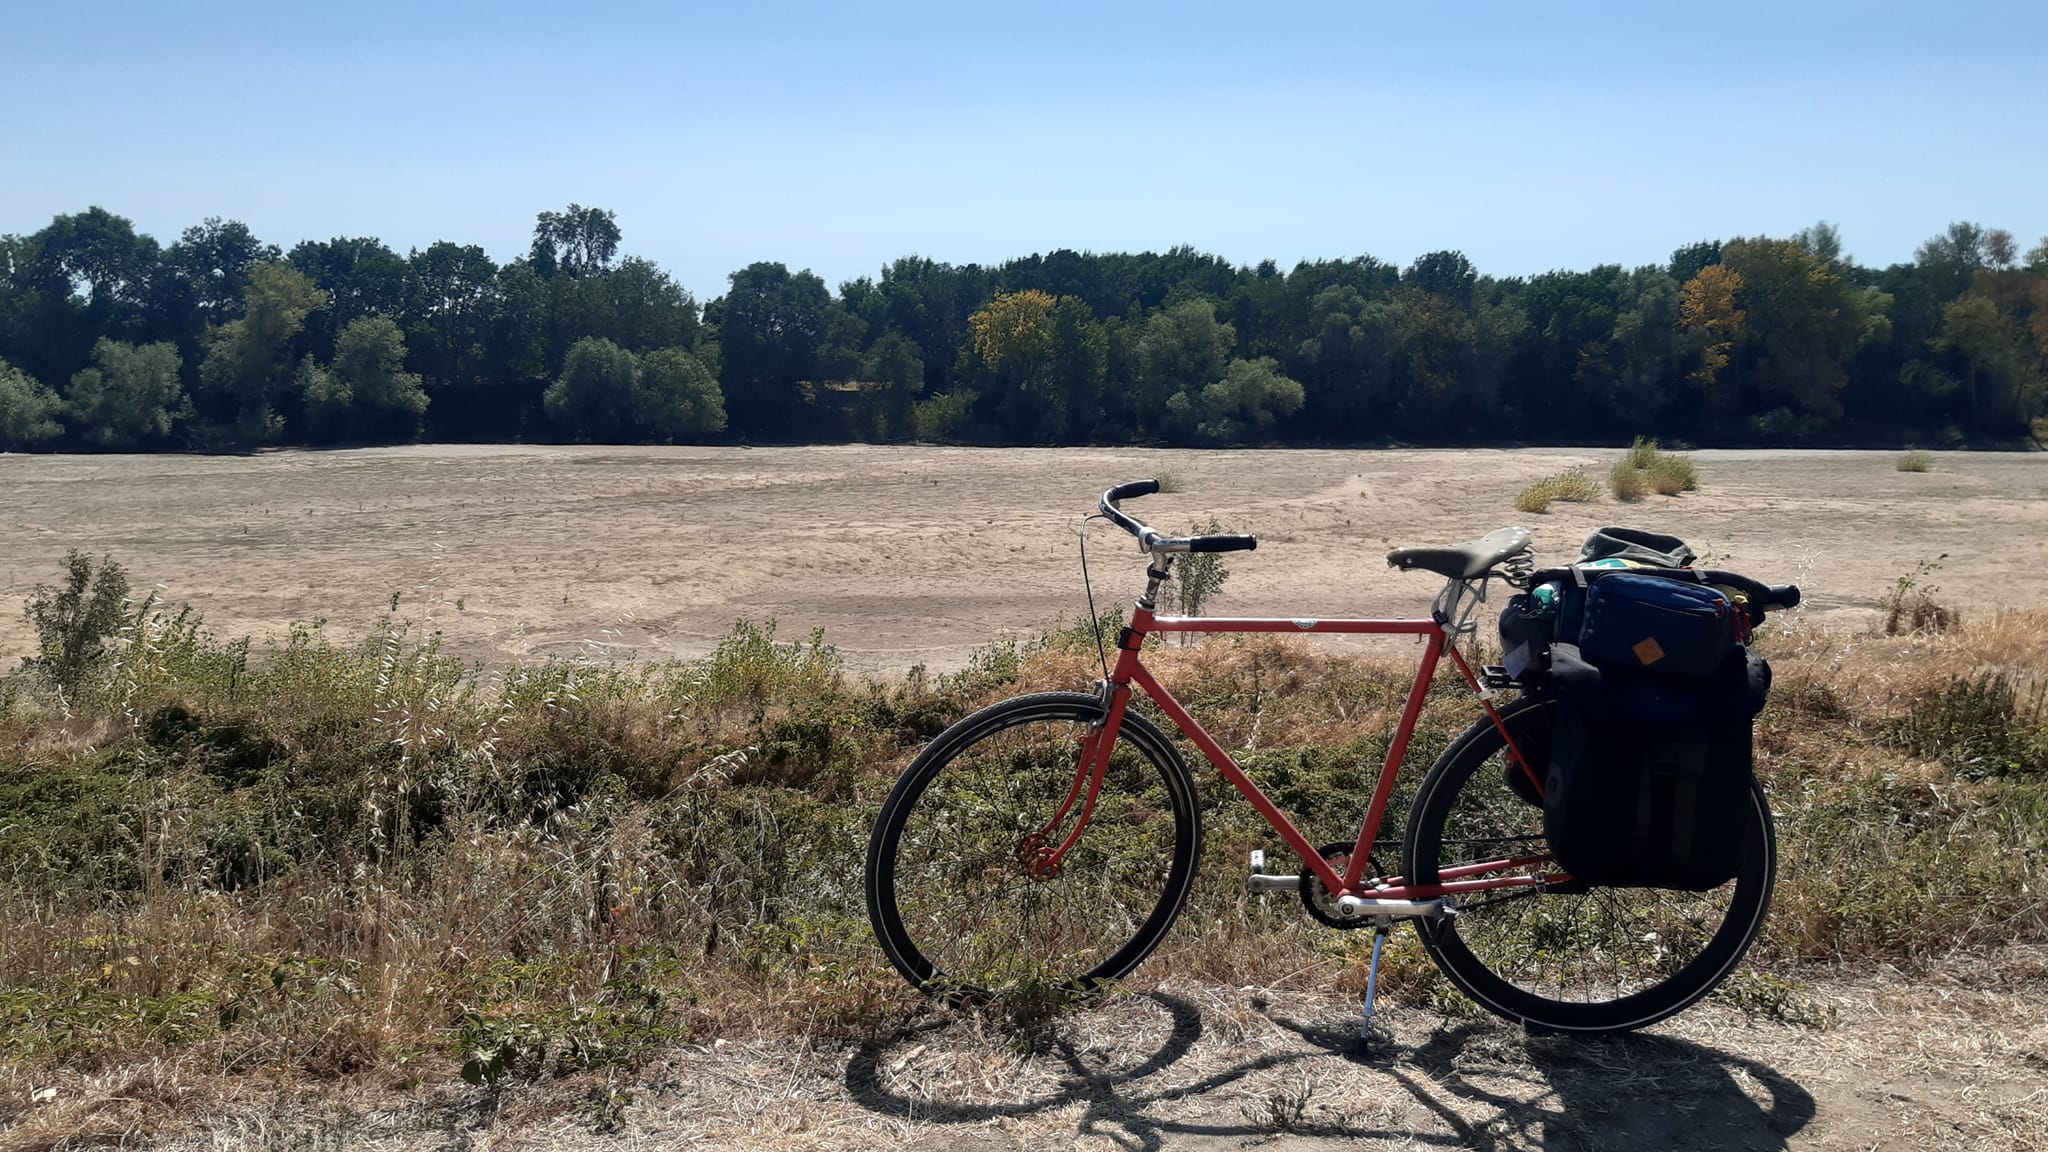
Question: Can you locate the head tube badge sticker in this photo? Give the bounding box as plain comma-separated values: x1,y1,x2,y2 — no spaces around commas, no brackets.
1632,636,1666,667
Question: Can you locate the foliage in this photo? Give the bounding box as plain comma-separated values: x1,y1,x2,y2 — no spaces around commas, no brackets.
196,263,330,443
1608,456,1647,501
1897,450,1934,472
1891,672,2047,778
21,551,131,690
64,338,186,448
1169,518,1233,623
0,357,65,448
1881,555,1957,635
1514,468,1600,513
544,337,640,442
1610,437,1698,497
635,346,726,441
2,207,2046,451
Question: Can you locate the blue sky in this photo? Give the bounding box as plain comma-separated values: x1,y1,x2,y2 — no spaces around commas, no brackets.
7,1,2045,298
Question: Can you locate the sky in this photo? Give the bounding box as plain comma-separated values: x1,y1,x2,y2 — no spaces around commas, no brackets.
6,0,2046,299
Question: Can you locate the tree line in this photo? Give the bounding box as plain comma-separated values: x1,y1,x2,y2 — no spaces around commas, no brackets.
2,206,2044,453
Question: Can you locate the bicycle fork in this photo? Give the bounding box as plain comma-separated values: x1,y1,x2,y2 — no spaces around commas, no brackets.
1019,678,1132,879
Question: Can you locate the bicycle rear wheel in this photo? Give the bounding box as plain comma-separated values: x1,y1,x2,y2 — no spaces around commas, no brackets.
1403,698,1775,1033
865,691,1201,1001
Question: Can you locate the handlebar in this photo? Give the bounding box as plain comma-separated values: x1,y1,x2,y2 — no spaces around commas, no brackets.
1100,480,1258,555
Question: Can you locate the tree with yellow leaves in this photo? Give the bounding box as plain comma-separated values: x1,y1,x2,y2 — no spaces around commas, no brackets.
1679,263,1745,395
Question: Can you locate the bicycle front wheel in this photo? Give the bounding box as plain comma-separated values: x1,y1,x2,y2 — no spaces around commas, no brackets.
1403,698,1776,1034
865,692,1201,1001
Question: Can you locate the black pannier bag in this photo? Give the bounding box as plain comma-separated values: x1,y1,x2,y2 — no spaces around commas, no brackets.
1542,640,1771,891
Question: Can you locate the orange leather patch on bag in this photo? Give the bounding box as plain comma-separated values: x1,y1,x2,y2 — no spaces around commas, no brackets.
1632,637,1666,666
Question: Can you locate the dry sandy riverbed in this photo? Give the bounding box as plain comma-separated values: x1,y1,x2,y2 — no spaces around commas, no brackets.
2,445,2043,673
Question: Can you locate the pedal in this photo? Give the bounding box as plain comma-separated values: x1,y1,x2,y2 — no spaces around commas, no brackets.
1480,664,1516,691
1247,850,1299,892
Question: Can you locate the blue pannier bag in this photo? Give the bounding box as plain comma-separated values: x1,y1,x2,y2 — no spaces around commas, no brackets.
1577,572,1738,678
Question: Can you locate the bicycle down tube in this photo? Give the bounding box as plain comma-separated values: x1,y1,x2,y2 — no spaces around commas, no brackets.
1033,601,1561,905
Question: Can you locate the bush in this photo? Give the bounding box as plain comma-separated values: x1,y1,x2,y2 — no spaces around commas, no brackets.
1611,438,1697,498
1514,469,1600,514
1515,480,1559,514
1646,454,1698,495
1897,451,1934,473
1608,458,1647,501
22,551,132,691
1171,517,1233,623
1624,436,1662,470
1882,555,1958,635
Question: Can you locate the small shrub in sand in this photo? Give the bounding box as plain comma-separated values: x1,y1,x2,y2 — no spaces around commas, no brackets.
1897,451,1934,473
1609,458,1648,501
1612,437,1697,497
1646,454,1699,495
1516,481,1559,514
1515,469,1602,514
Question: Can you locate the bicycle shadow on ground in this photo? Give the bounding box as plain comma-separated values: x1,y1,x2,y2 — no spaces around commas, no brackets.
843,993,1816,1151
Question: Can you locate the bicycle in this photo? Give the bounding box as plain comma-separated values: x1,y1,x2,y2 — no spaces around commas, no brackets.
865,480,1800,1036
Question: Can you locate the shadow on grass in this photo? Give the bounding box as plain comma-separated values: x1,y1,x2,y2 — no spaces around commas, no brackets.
844,994,1814,1151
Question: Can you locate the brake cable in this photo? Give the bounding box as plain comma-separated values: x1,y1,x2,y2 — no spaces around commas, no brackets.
1079,513,1112,682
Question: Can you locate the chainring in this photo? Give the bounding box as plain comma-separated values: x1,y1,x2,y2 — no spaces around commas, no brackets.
1299,841,1389,929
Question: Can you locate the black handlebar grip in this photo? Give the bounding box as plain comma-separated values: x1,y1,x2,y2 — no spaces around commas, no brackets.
1768,584,1801,609
1106,479,1161,503
1189,535,1258,553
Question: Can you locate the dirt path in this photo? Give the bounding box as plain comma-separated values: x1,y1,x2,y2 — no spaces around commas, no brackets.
3,445,2045,673
64,965,2034,1152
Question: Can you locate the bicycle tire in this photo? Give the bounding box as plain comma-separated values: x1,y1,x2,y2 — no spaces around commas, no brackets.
865,691,1202,1001
1403,697,1776,1034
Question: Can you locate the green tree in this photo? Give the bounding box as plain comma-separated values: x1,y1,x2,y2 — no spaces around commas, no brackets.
313,315,429,443
297,357,349,443
1404,250,1478,307
65,338,186,448
164,217,279,324
0,358,65,449
17,208,161,390
716,262,832,438
1135,299,1235,437
288,236,408,359
1934,294,2042,435
196,263,329,444
1720,237,1859,424
529,205,621,278
1295,285,1392,440
635,346,726,441
405,241,501,438
544,337,640,442
1166,356,1304,443
865,329,925,438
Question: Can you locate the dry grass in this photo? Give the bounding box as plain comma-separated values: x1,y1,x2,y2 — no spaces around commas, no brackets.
0,587,2045,1143
1608,457,1648,501
1611,437,1699,499
1514,469,1602,514
1898,451,1935,473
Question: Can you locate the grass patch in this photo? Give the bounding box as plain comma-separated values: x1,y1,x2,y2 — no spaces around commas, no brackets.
1897,451,1934,473
1608,457,1648,501
1610,437,1697,499
1514,469,1601,513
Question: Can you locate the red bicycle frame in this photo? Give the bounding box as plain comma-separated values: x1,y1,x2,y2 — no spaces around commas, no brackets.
1028,602,1556,904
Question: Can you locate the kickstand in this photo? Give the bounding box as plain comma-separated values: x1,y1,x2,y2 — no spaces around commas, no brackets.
1358,920,1390,1050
